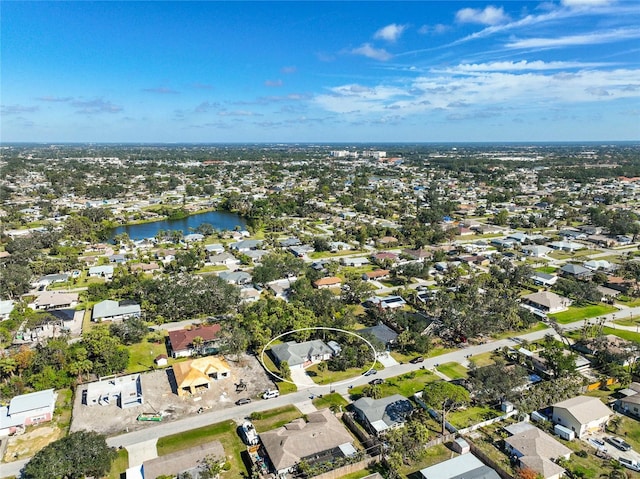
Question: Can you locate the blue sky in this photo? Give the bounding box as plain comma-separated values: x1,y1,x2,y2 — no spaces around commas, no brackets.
2,1,639,142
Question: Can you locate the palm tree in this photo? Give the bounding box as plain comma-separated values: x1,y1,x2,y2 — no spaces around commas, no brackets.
191,336,205,356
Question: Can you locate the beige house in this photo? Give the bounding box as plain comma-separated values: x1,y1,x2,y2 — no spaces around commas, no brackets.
521,291,571,314
552,395,612,438
259,409,356,475
172,356,231,397
504,423,571,479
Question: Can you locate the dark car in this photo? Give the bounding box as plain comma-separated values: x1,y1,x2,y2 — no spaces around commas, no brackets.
363,369,378,376
409,356,425,364
369,378,384,385
235,398,252,406
608,436,632,451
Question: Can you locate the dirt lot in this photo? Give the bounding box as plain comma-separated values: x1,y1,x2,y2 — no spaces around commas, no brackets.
70,354,276,436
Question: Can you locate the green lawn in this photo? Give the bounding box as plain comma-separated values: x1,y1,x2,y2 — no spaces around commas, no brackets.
548,249,601,260
195,264,228,273
156,420,248,477
468,351,497,368
548,304,618,324
397,443,453,478
612,317,640,327
448,406,500,429
306,363,380,386
535,266,558,274
492,322,548,339
261,351,298,394
312,393,349,411
350,369,439,399
126,339,170,373
107,448,129,479
390,346,457,364
249,405,303,433
436,362,468,380
602,326,640,343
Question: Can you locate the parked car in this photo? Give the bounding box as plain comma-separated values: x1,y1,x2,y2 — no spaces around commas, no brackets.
369,378,384,385
235,398,252,406
410,356,425,364
363,369,378,376
619,458,640,472
608,436,632,451
262,389,280,400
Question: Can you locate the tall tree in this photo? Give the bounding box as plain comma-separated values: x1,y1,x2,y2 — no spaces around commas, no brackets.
422,381,470,434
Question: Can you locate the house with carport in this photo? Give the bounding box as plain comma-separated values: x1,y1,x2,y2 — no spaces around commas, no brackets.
270,340,333,370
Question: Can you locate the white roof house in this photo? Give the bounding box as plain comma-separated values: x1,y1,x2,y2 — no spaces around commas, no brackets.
0,389,56,436
92,300,141,322
521,291,571,314
552,395,612,438
420,453,500,479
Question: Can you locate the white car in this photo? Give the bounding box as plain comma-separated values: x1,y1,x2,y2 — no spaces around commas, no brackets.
262,389,280,399
619,458,640,472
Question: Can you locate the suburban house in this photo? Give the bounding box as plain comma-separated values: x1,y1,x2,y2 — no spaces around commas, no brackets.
522,244,552,258
559,263,593,280
88,265,114,279
530,272,558,287
207,252,240,267
341,257,370,267
504,422,571,479
167,324,221,358
552,395,612,438
218,270,252,285
420,453,500,479
0,389,56,436
358,323,398,348
31,291,79,311
259,409,357,476
312,276,342,289
548,241,584,252
270,340,334,369
520,291,571,315
366,295,407,310
352,394,414,435
172,356,231,397
84,374,143,408
33,273,69,288
92,299,141,322
0,300,15,321
129,262,160,274
362,269,390,281
267,277,296,299
617,382,640,419
204,243,225,254
289,244,315,257
134,440,225,479
229,239,262,252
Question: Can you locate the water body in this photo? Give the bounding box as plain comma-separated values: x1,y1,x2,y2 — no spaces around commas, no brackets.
109,210,247,241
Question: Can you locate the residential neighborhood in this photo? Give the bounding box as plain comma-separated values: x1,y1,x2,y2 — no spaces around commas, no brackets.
1,143,640,479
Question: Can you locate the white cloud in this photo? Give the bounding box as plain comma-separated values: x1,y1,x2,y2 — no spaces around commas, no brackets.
561,0,613,7
441,60,611,73
456,6,510,25
314,68,640,117
506,27,640,49
374,23,407,42
418,24,450,35
265,79,283,87
350,43,393,61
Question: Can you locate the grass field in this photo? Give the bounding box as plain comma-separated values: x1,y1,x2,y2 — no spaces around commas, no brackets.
156,420,248,476
448,406,500,429
350,369,439,399
261,351,298,394
492,322,548,339
397,443,453,478
436,362,468,380
535,266,558,274
468,351,497,368
306,362,380,385
249,405,303,433
390,346,457,364
311,392,349,410
548,249,601,260
548,304,618,324
126,339,171,373
107,448,129,479
602,326,640,343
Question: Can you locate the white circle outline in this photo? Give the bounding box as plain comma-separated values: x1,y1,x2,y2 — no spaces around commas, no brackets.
259,327,379,388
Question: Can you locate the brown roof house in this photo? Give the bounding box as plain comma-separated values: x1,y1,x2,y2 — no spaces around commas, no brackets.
552,395,612,438
504,422,571,479
259,408,357,475
167,324,221,358
313,276,342,289
172,356,231,397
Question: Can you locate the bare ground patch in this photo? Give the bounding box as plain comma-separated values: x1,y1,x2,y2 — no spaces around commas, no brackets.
70,354,276,436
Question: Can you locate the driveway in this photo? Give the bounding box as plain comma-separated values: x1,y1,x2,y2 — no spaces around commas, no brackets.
582,430,640,463
290,367,316,389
